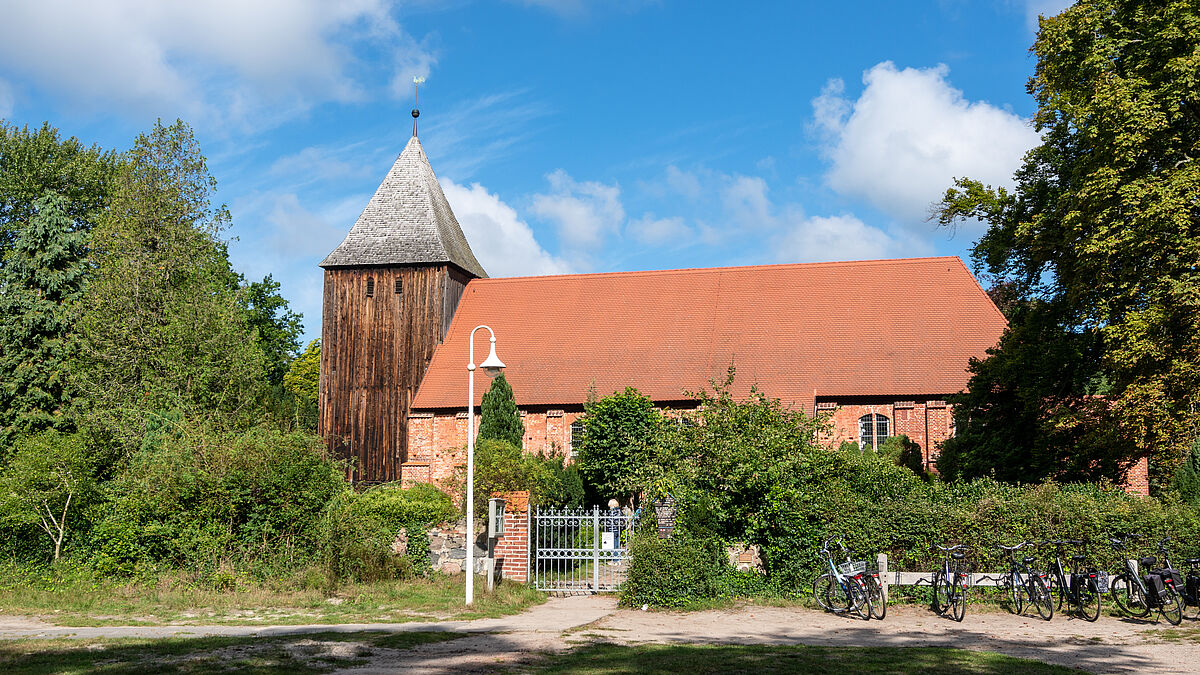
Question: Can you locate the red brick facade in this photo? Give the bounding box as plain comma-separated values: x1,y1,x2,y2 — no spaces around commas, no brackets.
492,490,530,582
817,398,954,469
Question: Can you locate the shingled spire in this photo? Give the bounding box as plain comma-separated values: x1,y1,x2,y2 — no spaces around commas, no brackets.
320,136,487,278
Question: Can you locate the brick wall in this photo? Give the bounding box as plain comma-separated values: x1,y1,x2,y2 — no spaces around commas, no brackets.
492,490,530,582
815,398,955,470
1125,456,1150,497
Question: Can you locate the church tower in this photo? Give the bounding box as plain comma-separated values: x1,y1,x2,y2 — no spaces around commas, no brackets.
319,127,486,484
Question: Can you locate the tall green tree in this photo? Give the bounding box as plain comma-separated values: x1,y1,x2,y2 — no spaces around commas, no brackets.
0,121,118,256
577,387,662,505
74,119,267,455
936,0,1200,489
476,372,524,447
242,274,303,386
0,193,89,450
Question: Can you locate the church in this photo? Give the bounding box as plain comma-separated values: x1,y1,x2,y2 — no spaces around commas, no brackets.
318,128,1008,487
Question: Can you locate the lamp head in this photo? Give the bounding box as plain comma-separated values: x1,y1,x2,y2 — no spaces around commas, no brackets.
480,339,505,379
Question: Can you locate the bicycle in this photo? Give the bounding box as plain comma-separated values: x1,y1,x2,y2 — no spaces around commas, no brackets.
1181,554,1200,621
812,537,872,620
1044,539,1105,622
931,544,970,622
996,542,1053,620
1107,534,1183,625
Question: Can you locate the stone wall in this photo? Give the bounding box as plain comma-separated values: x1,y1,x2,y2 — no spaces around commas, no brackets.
426,518,487,575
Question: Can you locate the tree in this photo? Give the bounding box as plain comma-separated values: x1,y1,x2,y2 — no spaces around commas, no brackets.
73,119,267,455
0,121,118,256
476,372,524,447
935,0,1200,488
283,339,320,429
0,431,93,561
0,193,88,450
242,274,303,386
576,387,662,504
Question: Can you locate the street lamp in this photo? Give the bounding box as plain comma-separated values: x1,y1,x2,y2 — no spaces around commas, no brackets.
466,325,504,605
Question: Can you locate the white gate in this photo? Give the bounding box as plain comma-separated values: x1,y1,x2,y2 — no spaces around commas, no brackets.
531,506,634,592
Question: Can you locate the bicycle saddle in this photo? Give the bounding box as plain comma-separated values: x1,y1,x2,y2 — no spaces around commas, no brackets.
1071,555,1087,562
1139,556,1158,568
1022,556,1037,565
951,552,966,560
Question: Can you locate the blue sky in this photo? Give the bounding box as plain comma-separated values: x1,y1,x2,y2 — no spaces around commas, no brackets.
0,0,1071,343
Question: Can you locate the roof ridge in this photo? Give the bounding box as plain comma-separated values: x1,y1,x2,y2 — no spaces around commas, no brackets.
469,256,963,284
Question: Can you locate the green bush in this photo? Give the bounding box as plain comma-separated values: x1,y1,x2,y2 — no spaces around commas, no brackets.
84,419,346,580
622,516,728,608
453,439,585,515
320,482,456,584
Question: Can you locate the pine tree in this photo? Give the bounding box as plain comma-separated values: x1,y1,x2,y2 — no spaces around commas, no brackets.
0,192,88,450
477,373,524,448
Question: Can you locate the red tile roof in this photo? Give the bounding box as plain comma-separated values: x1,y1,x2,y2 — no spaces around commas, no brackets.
411,257,1006,411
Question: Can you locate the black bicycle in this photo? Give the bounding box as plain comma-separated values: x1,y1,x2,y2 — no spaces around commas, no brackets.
996,542,1053,620
1044,539,1104,622
1108,534,1183,625
931,544,970,622
1181,554,1200,621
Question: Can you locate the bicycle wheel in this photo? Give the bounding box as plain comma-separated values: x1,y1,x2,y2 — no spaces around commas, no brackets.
1159,585,1184,626
1027,574,1053,621
849,577,872,620
1077,579,1101,622
1047,574,1065,612
864,574,887,620
951,573,967,622
1110,574,1151,618
1004,573,1023,614
812,573,836,611
932,571,948,615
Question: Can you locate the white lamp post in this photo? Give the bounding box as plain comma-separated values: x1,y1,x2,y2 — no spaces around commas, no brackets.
466,325,504,605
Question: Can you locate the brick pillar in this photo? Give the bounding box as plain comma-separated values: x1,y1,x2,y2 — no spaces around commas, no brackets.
492,490,530,583
1124,456,1150,497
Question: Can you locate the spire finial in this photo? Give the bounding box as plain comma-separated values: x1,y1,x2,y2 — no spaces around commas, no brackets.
411,76,425,137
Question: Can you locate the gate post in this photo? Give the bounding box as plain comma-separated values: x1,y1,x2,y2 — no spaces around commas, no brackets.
593,506,601,592
491,490,530,583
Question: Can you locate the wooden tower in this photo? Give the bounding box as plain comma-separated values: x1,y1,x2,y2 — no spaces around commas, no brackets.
319,132,487,484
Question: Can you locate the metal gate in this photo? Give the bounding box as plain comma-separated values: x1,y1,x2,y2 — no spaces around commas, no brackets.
531,506,634,592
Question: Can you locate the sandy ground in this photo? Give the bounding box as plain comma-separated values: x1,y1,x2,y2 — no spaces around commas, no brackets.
3,596,1199,673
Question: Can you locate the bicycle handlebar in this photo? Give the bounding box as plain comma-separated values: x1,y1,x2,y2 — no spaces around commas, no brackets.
934,544,968,552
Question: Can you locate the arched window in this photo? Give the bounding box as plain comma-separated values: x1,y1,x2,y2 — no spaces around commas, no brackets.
859,414,890,452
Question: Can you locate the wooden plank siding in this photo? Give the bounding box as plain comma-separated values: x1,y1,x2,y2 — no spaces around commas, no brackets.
319,264,473,483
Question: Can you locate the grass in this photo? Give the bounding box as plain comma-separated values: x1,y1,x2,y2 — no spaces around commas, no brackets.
0,565,544,626
0,631,465,674
531,643,1088,674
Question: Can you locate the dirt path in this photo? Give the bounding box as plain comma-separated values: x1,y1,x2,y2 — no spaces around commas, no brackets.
3,597,1199,673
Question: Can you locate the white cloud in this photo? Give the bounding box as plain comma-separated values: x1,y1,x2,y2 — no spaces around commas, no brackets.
442,179,572,277
0,0,431,130
664,165,702,199
628,213,690,246
774,213,918,264
721,175,773,230
813,61,1039,228
530,169,624,250
1024,0,1073,32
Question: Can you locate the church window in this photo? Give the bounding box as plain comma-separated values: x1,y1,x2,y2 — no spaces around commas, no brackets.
858,414,890,452
570,421,585,457
365,277,374,297
394,278,403,294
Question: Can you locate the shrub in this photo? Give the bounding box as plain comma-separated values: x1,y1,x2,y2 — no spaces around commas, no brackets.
621,516,728,608
320,482,456,584
86,419,346,579
452,439,584,515
577,387,663,505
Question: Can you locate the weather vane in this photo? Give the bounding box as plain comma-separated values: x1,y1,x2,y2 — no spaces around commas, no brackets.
412,76,426,137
